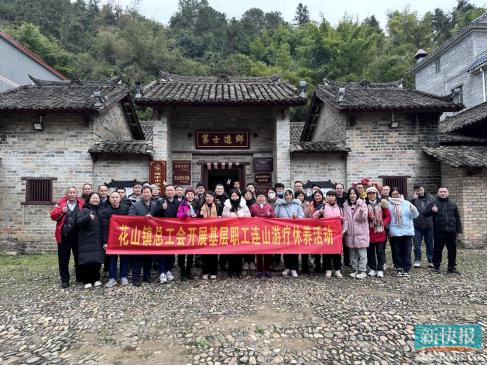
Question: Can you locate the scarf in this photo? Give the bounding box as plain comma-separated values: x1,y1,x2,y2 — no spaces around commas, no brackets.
200,203,218,218
367,200,384,233
389,197,404,227
230,199,241,213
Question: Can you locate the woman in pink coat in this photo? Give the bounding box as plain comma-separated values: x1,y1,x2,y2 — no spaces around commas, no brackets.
342,187,370,279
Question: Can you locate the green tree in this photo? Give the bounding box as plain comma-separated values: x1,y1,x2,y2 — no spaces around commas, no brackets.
294,3,310,26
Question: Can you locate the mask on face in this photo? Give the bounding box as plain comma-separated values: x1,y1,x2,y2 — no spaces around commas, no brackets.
277,192,284,199
268,192,276,200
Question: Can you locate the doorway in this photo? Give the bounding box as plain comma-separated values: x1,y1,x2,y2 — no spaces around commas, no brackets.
202,165,246,191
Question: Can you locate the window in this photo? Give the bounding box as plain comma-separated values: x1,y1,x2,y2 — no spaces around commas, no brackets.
452,85,463,104
22,177,56,204
381,176,408,198
435,58,441,74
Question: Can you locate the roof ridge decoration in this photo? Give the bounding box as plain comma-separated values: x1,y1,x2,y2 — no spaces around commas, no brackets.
157,71,282,84
28,74,123,87
411,11,487,72
322,78,404,89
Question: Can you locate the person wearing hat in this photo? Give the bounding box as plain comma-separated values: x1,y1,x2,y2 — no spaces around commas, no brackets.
176,187,200,280
365,187,391,278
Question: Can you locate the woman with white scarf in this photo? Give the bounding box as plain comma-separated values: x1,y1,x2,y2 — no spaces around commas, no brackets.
387,187,419,277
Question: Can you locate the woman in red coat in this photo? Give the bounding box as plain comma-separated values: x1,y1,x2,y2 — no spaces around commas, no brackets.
365,187,391,278
250,192,275,278
50,186,85,288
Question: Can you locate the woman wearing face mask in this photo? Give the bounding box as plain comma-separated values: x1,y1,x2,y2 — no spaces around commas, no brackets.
314,190,344,278
388,187,419,277
342,187,370,279
76,192,105,289
199,191,222,280
222,189,251,277
177,187,200,280
275,189,305,278
250,191,276,278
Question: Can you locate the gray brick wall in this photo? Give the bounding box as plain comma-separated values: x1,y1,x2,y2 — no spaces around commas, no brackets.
94,155,149,187
291,153,346,185
311,104,346,142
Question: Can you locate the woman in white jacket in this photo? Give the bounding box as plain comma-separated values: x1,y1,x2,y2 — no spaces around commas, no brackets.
222,190,251,277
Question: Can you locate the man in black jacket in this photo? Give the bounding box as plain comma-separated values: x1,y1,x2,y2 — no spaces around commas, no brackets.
102,191,130,288
425,186,462,274
410,184,435,268
151,184,180,283
129,186,157,286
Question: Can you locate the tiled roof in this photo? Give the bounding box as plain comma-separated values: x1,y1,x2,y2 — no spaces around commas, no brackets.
439,101,487,133
139,120,153,141
88,141,153,156
290,122,305,144
0,76,145,139
290,141,350,153
0,76,127,113
423,146,487,168
411,12,487,73
316,79,463,112
466,52,487,72
439,133,487,145
136,72,307,106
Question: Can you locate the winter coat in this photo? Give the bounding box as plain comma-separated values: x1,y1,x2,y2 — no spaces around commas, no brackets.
76,204,104,266
342,199,370,248
312,203,342,219
222,198,251,218
366,199,391,243
410,193,435,229
129,199,156,217
50,196,85,243
177,200,200,218
151,197,181,218
387,199,419,237
250,203,276,218
101,204,129,244
199,202,222,218
274,199,305,219
424,197,462,233
336,193,348,209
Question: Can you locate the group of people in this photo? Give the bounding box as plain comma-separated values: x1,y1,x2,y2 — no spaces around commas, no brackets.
50,178,462,289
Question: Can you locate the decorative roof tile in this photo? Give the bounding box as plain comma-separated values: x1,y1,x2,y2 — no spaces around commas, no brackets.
88,141,153,156
438,133,487,145
136,72,307,106
290,141,350,153
316,79,463,112
440,101,487,133
290,122,305,144
423,146,487,168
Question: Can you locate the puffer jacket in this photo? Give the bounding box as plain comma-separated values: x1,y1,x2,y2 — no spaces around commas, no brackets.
388,199,419,237
410,193,435,229
274,199,305,218
76,203,104,266
424,197,462,233
312,202,342,219
342,198,370,248
250,203,275,218
222,198,251,218
101,204,129,244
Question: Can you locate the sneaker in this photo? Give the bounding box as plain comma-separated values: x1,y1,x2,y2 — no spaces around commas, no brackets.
282,269,290,276
94,281,102,287
434,267,441,274
334,270,343,278
413,261,421,268
402,271,410,277
396,269,403,277
210,275,217,280
160,273,168,284
83,283,92,289
105,278,117,288
264,271,272,278
202,274,209,280
133,279,141,287
256,272,263,278
448,267,461,275
368,270,377,277
250,262,257,271
356,271,367,279
121,277,129,286
377,271,384,278
325,270,332,278
427,262,435,268
166,271,175,282
290,270,298,278
383,263,388,271
349,271,358,278
61,282,69,289
243,263,250,271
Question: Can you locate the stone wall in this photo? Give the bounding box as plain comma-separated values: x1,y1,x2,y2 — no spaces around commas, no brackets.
291,153,346,186
94,103,133,142
311,103,347,142
345,112,441,194
441,163,487,248
93,155,150,188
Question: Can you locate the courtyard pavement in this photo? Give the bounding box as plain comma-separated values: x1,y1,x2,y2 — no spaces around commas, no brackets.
0,249,486,365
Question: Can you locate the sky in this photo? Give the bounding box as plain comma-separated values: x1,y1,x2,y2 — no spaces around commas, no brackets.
115,0,487,29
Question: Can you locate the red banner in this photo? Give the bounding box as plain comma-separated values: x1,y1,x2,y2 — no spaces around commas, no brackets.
107,216,342,255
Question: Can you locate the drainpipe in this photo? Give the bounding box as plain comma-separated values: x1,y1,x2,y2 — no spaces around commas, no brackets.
481,67,486,102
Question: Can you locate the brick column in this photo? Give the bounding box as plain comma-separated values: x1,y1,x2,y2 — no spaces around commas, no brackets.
152,108,172,178
273,107,291,188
